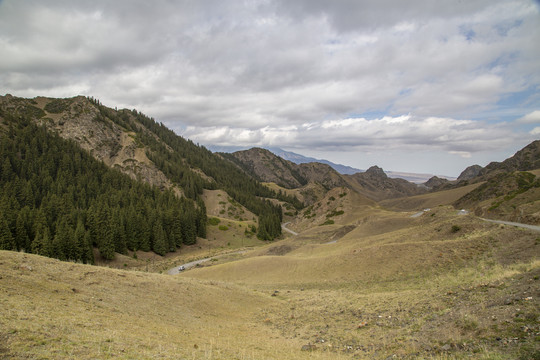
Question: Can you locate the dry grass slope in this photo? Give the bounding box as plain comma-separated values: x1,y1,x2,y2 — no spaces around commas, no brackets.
1,205,539,359
183,207,540,359
1,251,348,360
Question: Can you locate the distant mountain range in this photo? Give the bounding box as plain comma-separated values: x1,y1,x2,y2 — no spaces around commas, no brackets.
208,145,455,183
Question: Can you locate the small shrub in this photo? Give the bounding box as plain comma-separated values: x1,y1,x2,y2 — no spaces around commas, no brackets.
44,99,70,113
320,219,334,226
208,217,221,226
326,210,344,218
218,225,229,231
451,225,461,233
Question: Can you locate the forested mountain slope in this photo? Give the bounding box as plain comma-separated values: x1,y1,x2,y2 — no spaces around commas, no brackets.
0,115,205,261
0,95,303,263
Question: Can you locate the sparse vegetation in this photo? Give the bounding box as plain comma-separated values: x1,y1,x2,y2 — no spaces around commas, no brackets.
326,209,344,218
44,98,71,113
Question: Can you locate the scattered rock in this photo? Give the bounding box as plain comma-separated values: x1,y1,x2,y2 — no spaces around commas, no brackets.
441,344,451,351
19,264,33,271
301,344,317,352
357,322,368,329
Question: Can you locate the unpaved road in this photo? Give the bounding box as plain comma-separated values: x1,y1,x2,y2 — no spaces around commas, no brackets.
168,250,247,275
281,222,299,236
168,258,212,275
480,218,540,232
169,222,298,275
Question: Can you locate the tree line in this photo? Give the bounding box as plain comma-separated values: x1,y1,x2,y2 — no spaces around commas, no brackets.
0,112,206,262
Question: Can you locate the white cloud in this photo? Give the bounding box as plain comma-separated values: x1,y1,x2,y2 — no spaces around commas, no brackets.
181,114,528,154
0,0,539,174
530,127,540,135
518,110,540,124
449,151,472,159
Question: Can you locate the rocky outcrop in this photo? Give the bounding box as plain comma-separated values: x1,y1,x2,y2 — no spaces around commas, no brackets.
457,165,483,181
225,147,347,190
223,148,307,189
424,176,450,189
0,95,175,191
344,166,426,201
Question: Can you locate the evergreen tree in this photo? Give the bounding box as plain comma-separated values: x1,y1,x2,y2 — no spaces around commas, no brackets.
74,220,87,263
152,222,167,256
0,215,15,250
32,226,52,257
15,211,29,251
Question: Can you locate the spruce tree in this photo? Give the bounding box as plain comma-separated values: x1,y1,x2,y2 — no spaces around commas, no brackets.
152,222,167,256
0,216,15,250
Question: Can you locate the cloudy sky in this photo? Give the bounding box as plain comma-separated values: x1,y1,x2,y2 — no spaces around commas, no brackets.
1,0,539,176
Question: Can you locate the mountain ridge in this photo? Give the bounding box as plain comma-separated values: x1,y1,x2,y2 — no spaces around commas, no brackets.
209,145,456,183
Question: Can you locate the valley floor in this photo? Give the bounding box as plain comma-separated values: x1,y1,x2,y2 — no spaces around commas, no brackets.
1,206,539,359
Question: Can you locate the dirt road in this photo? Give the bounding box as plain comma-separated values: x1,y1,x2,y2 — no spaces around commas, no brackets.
481,218,540,232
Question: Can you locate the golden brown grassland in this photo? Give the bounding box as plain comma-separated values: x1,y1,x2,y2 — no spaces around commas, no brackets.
1,187,539,359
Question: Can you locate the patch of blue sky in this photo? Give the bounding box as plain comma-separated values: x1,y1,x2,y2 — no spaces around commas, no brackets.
346,110,389,120
497,85,539,111
469,86,540,126
459,25,476,42
399,88,412,96
494,19,523,37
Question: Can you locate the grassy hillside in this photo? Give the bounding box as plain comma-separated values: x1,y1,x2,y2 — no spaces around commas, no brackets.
454,170,540,225
1,251,345,360
183,206,540,359
379,182,484,211
1,202,539,359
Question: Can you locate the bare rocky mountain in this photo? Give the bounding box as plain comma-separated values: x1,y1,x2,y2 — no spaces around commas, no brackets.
225,148,429,202
423,175,450,189
457,164,483,181
343,165,427,201
223,147,348,190
268,147,453,183
221,148,307,189
452,141,540,186
479,140,540,177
